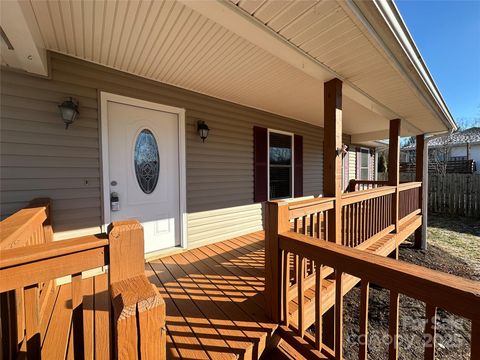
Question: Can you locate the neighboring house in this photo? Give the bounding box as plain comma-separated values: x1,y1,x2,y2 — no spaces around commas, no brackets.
402,127,480,174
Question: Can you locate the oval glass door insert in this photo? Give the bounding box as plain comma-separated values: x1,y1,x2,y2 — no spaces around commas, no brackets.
134,129,159,194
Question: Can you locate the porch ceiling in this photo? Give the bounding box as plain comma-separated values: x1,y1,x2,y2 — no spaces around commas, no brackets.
0,0,454,142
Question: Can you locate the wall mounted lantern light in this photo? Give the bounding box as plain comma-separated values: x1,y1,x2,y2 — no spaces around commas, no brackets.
197,120,210,143
336,144,348,157
58,97,79,129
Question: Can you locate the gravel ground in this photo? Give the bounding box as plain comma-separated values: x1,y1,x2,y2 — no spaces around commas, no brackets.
335,214,479,359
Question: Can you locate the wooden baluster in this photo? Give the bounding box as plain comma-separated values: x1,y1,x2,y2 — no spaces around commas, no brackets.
388,290,400,360
345,206,350,247
302,215,307,235
282,250,290,326
24,284,40,359
316,212,321,239
359,279,369,360
324,212,328,242
297,256,305,338
424,304,436,360
309,214,315,237
315,265,323,351
472,321,479,360
335,270,344,359
71,272,84,359
353,203,357,246
294,218,298,233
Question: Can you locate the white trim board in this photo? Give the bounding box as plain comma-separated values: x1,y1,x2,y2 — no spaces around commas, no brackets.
99,92,188,250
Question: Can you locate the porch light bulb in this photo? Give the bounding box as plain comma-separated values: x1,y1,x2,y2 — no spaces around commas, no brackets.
197,120,210,143
58,97,79,129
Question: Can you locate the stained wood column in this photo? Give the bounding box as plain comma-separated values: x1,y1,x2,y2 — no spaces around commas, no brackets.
323,78,343,244
388,119,401,260
414,134,428,249
323,78,342,351
264,201,290,322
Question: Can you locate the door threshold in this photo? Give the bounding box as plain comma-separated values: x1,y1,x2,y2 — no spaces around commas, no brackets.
145,245,186,262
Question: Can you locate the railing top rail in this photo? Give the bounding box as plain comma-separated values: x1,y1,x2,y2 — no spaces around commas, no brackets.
285,197,335,220
278,231,480,321
0,206,48,250
0,234,109,292
0,234,108,269
398,181,422,191
342,186,396,205
350,180,388,185
286,197,335,210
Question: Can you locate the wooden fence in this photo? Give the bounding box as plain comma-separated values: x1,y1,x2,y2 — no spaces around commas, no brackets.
400,173,480,217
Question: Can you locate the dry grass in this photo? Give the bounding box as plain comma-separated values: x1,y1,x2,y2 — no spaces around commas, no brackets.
426,214,480,276
341,214,479,359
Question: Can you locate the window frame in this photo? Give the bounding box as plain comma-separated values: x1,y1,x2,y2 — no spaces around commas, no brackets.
359,147,370,180
267,128,295,201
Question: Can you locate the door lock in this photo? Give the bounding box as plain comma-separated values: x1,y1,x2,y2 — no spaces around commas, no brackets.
110,192,120,211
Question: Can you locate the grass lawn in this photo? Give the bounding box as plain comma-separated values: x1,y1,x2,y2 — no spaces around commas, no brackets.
341,213,479,359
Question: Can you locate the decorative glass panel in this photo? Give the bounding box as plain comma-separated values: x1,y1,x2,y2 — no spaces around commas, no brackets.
269,132,292,199
134,129,159,194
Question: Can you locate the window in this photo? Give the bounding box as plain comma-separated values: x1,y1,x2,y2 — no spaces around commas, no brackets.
134,129,160,194
359,148,370,180
269,131,293,200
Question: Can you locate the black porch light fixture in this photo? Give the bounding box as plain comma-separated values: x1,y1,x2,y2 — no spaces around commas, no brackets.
197,120,210,143
336,144,348,157
58,97,79,129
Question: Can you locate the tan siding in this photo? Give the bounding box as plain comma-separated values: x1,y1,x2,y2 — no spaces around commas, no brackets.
349,148,357,181
1,52,340,247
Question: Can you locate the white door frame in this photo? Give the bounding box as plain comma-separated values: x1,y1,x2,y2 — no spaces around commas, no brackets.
100,92,187,249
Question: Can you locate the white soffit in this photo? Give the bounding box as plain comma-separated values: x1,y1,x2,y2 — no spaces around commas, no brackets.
0,0,448,139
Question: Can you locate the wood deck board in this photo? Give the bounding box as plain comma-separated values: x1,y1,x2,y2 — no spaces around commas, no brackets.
146,262,210,360
38,219,419,359
152,258,233,360
177,250,273,359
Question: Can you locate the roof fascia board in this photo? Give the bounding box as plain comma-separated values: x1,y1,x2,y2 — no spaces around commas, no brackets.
345,0,456,132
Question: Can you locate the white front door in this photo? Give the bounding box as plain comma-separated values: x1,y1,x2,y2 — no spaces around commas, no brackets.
103,95,184,253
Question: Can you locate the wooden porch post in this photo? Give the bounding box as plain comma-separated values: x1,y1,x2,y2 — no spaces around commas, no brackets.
388,119,401,258
414,135,428,249
264,201,290,323
109,220,166,359
323,78,343,244
322,78,343,350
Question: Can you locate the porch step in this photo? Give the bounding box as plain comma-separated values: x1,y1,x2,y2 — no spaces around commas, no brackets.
288,215,422,330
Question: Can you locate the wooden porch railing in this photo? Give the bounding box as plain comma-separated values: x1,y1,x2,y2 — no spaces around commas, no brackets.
277,231,480,360
348,180,388,192
0,200,166,359
341,186,395,247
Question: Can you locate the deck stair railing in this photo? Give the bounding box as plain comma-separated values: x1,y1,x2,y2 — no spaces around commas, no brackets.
263,181,480,359
277,230,480,360
0,199,166,359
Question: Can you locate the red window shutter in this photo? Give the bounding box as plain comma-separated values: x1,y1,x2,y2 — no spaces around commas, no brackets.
294,134,303,197
253,126,268,202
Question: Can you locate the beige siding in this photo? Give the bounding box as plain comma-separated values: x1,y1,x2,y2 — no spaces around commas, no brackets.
1,52,347,246
349,148,357,181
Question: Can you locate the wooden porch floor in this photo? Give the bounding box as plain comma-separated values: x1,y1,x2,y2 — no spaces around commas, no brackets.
39,216,420,359
40,231,276,360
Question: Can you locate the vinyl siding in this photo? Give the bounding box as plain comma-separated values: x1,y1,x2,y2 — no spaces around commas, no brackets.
1,52,349,247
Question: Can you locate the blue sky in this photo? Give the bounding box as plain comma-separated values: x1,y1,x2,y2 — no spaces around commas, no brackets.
396,0,480,128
